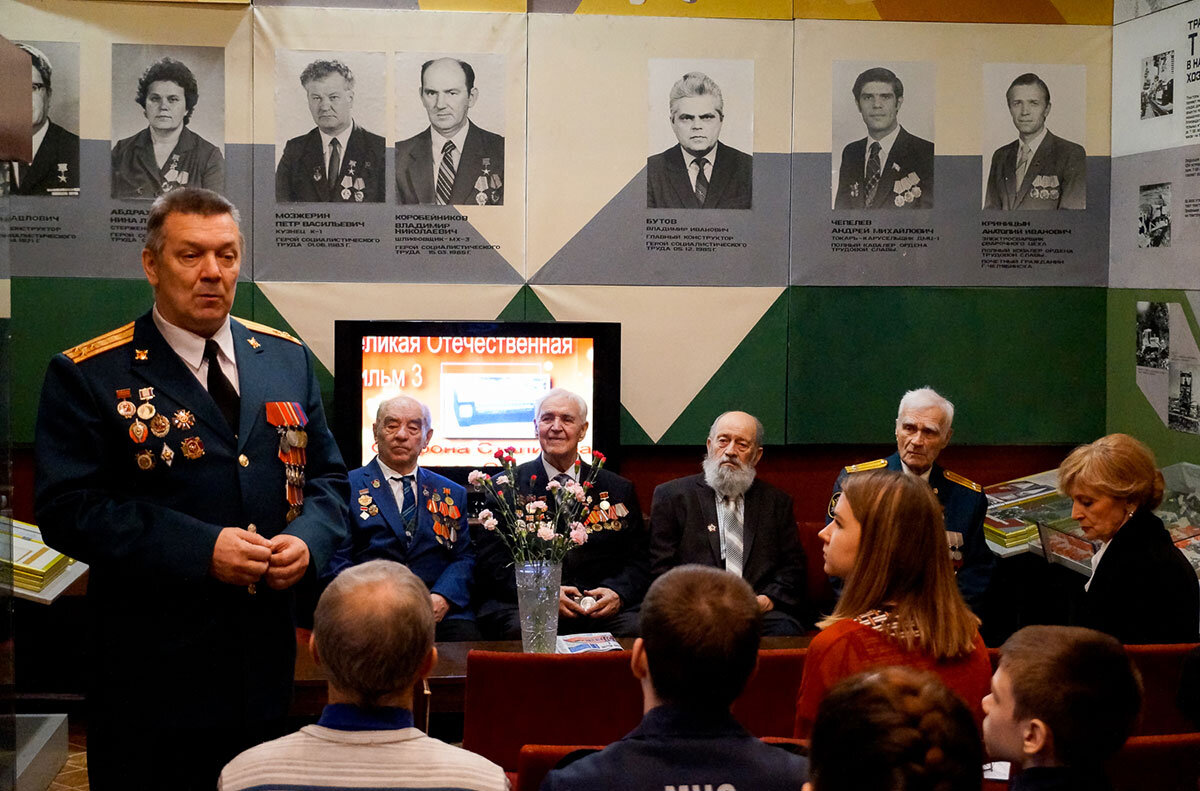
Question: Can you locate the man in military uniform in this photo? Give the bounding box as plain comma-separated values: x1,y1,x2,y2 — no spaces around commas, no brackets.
827,387,993,613
473,387,648,638
540,566,809,791
34,187,349,790
325,395,481,641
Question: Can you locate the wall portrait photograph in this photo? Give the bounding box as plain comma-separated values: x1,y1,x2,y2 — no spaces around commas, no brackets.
830,60,935,210
111,44,225,201
646,57,754,210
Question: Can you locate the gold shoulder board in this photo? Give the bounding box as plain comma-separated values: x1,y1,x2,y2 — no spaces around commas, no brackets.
63,322,135,363
845,458,888,474
943,469,982,492
233,316,301,346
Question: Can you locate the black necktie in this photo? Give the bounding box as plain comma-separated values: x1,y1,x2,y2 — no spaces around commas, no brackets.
327,137,342,187
204,339,240,434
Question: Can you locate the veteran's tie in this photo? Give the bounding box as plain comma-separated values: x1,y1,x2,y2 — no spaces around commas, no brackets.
395,474,417,540
693,157,710,206
1015,143,1032,190
327,137,342,189
203,339,240,435
720,495,744,578
865,141,882,206
437,141,457,205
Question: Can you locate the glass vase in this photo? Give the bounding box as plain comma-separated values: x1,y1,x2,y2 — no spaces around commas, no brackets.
514,560,562,653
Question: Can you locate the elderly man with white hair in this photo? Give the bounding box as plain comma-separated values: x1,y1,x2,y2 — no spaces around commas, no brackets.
473,387,648,638
827,387,994,613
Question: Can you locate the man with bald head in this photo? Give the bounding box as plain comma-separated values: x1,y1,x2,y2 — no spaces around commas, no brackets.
326,395,480,641
828,387,994,613
395,57,505,206
220,561,506,791
649,411,809,635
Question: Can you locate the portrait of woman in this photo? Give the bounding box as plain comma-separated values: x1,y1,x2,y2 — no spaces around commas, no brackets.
111,56,224,200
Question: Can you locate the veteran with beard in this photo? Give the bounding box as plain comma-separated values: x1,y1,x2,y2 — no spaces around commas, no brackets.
649,411,810,635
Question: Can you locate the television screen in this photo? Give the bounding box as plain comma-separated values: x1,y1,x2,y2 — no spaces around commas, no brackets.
333,320,621,476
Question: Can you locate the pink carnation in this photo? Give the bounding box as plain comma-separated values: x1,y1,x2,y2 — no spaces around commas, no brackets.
483,517,499,531
546,480,562,492
537,525,555,541
467,470,485,486
477,508,493,521
494,475,509,486
570,523,588,545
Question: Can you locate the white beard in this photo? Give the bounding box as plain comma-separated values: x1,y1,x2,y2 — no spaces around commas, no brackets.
702,454,756,499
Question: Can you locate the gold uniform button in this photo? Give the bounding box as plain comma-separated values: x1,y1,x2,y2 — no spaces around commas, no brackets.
238,454,249,467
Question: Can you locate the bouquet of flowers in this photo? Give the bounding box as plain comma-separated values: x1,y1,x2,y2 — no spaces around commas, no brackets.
468,447,609,564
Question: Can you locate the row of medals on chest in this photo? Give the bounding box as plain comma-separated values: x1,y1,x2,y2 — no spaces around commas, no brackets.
117,386,203,468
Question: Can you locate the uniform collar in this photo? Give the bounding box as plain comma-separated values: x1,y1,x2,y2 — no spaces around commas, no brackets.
151,305,235,375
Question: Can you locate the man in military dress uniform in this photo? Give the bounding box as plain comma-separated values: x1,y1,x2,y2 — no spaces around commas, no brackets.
34,187,349,790
827,387,993,614
326,395,481,641
473,388,648,638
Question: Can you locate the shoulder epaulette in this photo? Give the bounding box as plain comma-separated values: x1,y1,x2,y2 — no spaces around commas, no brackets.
62,322,135,363
943,469,982,492
844,458,888,474
233,316,301,346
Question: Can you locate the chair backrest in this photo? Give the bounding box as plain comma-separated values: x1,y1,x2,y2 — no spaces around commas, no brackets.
732,648,806,737
462,650,644,771
515,744,604,791
1105,732,1200,791
1125,642,1199,735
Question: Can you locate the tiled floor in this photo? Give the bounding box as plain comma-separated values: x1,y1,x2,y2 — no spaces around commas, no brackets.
48,720,88,790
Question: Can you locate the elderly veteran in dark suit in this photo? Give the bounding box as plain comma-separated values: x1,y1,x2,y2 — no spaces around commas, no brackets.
276,59,386,203
835,67,934,210
111,56,224,200
650,411,809,636
1059,433,1199,644
985,73,1086,211
473,388,648,638
5,43,80,197
326,395,481,641
646,71,752,210
34,187,349,791
395,58,505,206
828,388,994,614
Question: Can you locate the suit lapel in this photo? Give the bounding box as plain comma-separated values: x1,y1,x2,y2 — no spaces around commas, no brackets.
741,480,764,566
665,146,701,209
299,130,329,200
704,142,734,208
26,126,56,189
128,315,231,441
450,123,481,205
132,129,163,187
368,459,406,539
415,467,436,544
873,131,908,208
407,129,436,204
229,320,266,450
694,478,722,564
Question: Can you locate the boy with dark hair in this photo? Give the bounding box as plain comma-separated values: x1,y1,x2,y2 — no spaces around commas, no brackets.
982,625,1142,790
540,565,808,791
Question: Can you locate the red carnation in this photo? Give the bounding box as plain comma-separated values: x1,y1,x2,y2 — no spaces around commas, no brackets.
494,449,506,460
583,481,594,489
505,446,516,454
592,451,606,463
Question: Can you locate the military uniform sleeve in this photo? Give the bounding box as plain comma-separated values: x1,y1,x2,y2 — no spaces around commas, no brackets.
34,354,222,580
278,345,350,575
954,488,995,614
431,483,476,610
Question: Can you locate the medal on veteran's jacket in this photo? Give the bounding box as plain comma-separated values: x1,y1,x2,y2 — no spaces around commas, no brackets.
426,487,461,547
181,436,205,460
116,389,136,418
172,409,195,430
150,413,170,438
160,444,175,467
129,420,149,444
266,402,309,522
135,449,155,471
